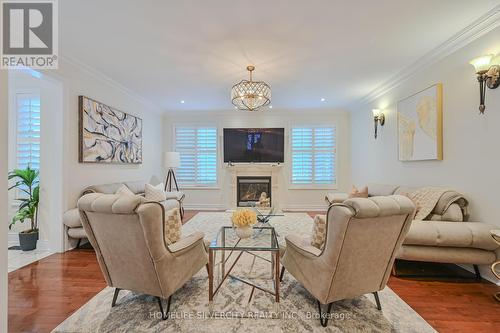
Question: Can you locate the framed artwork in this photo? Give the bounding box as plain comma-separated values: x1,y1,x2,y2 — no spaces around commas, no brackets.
78,96,142,164
397,84,443,161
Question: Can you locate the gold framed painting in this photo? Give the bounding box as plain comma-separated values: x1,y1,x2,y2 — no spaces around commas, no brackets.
397,83,443,161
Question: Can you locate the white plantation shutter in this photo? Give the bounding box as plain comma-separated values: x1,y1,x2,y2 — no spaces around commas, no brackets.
175,126,217,186
16,94,41,170
291,126,336,185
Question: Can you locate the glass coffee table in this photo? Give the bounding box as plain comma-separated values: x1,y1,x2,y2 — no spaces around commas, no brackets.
208,226,281,315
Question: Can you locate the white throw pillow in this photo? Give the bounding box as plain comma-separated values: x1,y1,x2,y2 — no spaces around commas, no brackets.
115,184,135,196
145,183,167,202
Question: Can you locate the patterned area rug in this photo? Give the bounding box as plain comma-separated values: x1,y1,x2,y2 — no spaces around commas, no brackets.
53,212,435,333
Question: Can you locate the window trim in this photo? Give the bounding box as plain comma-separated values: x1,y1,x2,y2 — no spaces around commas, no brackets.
172,123,219,189
288,125,338,190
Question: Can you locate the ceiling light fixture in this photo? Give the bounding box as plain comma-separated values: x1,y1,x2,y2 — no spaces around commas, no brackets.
180,100,185,104
321,98,326,102
231,65,271,111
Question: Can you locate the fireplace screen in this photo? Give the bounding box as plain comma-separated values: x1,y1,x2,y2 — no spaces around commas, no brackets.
237,177,271,207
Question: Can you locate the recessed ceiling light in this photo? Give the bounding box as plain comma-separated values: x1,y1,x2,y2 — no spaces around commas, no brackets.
180,100,185,104
269,105,273,109
320,98,326,102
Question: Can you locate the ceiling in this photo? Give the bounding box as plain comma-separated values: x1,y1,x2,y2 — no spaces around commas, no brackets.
60,0,499,112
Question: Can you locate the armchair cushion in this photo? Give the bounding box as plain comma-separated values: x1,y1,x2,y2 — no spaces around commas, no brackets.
164,208,182,244
311,214,327,249
286,234,322,257
168,231,205,254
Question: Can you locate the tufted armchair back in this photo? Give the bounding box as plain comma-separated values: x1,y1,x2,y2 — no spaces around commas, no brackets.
283,195,416,304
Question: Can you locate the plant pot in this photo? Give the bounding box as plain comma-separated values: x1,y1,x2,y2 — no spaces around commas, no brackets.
19,230,39,251
235,226,253,239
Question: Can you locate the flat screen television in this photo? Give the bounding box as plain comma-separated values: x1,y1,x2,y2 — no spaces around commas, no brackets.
223,128,284,163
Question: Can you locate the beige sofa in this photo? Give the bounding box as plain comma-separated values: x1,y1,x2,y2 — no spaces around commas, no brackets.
78,193,207,319
325,184,499,278
282,195,416,327
63,180,184,248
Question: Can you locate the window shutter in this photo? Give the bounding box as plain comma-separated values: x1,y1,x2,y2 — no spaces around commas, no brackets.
291,126,336,185
175,126,217,186
16,94,40,170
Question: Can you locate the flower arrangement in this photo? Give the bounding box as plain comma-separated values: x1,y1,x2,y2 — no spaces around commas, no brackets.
231,209,257,228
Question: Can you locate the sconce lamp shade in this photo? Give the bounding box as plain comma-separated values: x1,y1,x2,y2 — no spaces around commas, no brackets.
470,55,494,74
372,109,380,116
164,152,180,169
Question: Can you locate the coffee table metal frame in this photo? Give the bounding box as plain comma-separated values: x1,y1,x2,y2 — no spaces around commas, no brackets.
208,226,280,313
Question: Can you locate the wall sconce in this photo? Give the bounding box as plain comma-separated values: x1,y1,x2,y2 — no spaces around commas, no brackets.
469,54,500,114
372,109,385,139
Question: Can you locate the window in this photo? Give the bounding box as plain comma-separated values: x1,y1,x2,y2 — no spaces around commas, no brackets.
16,93,40,170
291,126,336,186
175,126,217,186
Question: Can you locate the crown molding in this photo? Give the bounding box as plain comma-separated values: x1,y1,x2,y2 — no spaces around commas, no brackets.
60,55,163,113
353,5,500,109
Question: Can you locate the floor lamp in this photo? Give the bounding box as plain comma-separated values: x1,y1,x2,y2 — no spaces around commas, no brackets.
164,152,180,192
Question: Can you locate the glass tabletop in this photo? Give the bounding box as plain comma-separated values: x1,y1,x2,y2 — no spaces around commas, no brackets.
252,206,284,218
209,226,279,251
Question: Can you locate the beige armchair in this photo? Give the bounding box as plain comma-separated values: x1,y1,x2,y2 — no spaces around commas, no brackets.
281,195,416,327
78,193,207,320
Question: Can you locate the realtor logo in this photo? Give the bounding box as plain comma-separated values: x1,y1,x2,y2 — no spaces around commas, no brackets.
1,0,58,69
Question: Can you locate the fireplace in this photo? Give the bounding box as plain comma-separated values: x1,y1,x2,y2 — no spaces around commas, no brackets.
237,176,271,207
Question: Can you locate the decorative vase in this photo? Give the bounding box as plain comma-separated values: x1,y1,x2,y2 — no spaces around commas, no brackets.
235,226,253,239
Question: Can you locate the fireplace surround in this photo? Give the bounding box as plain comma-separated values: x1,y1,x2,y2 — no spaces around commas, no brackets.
237,176,271,207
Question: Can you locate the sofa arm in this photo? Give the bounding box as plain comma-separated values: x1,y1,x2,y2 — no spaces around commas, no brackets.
63,208,82,228
285,234,322,258
168,231,205,256
325,192,349,205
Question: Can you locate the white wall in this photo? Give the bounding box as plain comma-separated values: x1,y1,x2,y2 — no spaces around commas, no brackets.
163,110,351,210
350,26,500,281
1,70,9,333
5,58,164,252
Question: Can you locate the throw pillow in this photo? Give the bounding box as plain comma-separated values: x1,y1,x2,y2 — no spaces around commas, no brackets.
115,184,135,196
311,214,327,249
349,185,368,198
164,208,182,244
145,183,167,202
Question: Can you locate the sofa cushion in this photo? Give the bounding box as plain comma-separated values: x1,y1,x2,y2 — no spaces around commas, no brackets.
404,220,499,251
82,180,147,195
428,203,463,222
115,184,135,196
367,183,399,196
63,208,82,228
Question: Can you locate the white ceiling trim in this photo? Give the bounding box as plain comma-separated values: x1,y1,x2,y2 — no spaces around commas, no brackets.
61,55,163,113
353,4,500,109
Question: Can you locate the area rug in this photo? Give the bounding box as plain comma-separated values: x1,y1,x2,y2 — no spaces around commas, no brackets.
52,212,435,333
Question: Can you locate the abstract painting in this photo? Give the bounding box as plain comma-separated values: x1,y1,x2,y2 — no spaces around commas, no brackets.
397,84,443,161
79,96,142,164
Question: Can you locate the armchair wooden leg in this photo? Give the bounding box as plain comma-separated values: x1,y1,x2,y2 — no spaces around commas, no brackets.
76,238,81,249
373,291,382,310
279,266,285,282
111,288,121,307
317,300,333,327
156,295,172,320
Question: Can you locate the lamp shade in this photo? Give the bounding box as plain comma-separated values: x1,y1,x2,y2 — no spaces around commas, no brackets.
164,152,180,168
470,55,493,74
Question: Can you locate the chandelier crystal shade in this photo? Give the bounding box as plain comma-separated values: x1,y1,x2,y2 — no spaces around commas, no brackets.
231,66,271,111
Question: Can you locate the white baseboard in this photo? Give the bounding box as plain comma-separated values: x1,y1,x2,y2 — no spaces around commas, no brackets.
282,204,326,212
183,203,226,211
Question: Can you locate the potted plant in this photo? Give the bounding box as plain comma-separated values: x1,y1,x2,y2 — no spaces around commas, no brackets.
231,208,257,239
8,166,40,251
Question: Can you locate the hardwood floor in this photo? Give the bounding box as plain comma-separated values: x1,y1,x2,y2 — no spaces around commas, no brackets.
7,210,500,333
